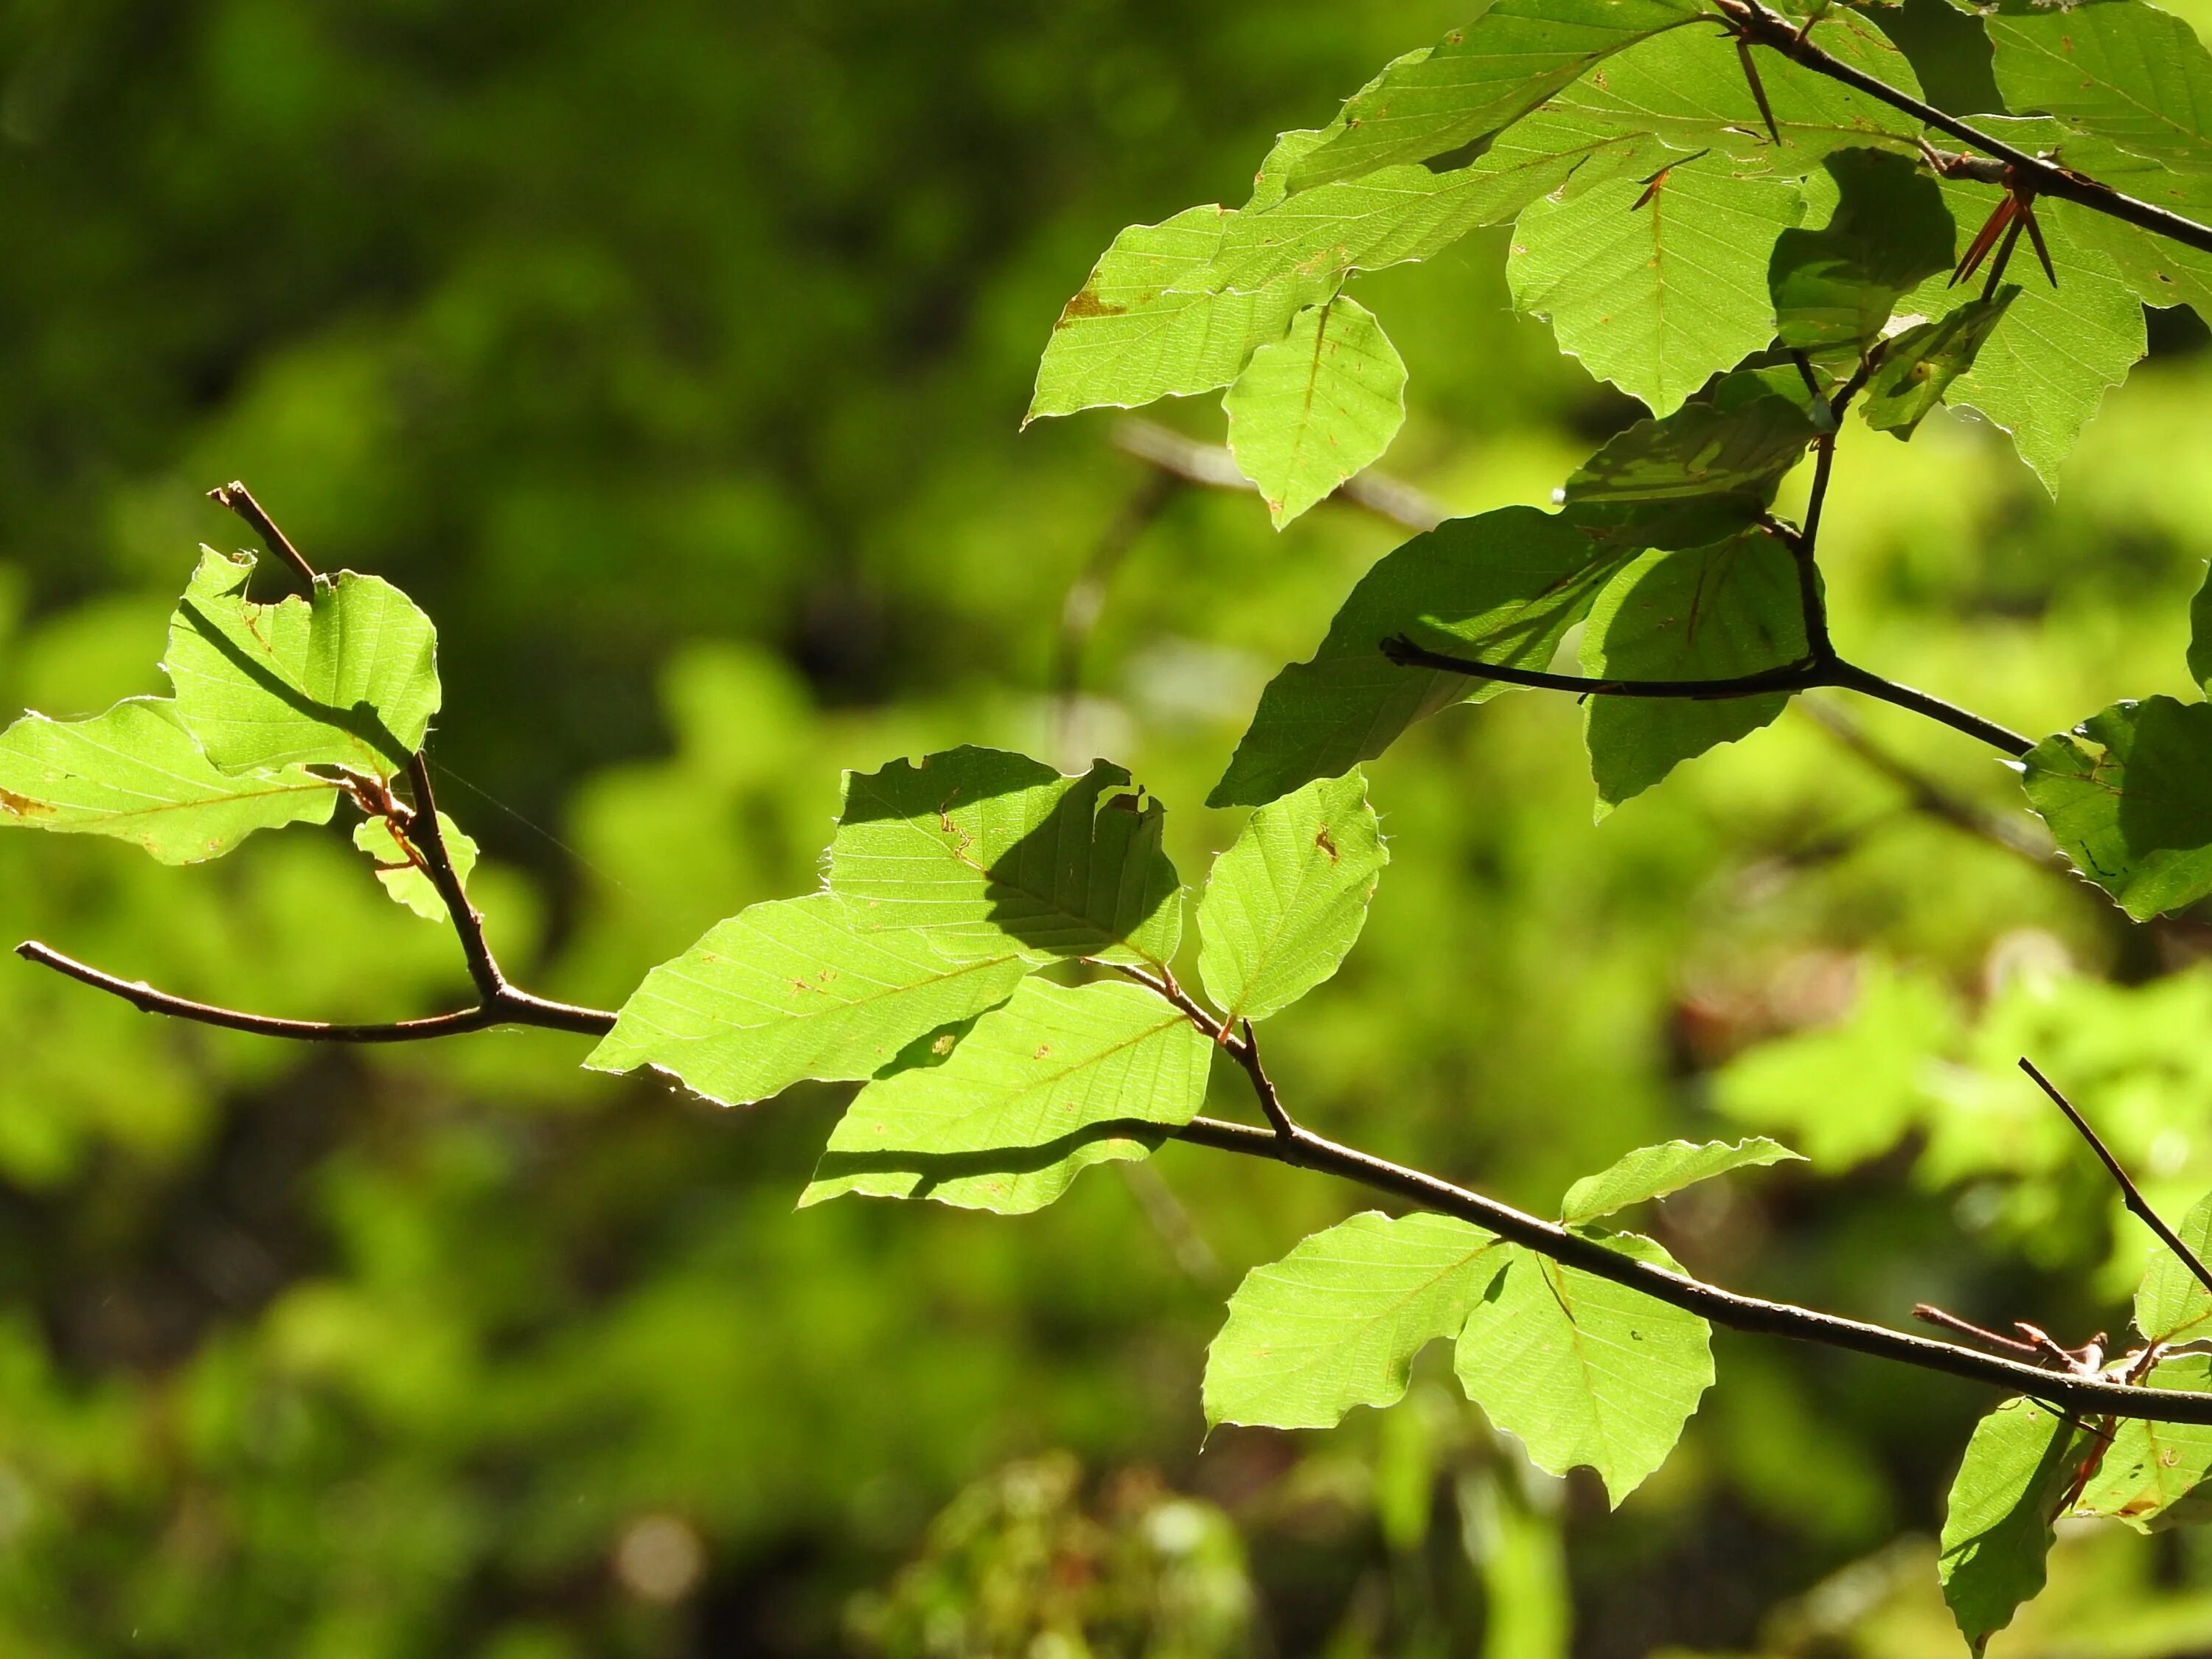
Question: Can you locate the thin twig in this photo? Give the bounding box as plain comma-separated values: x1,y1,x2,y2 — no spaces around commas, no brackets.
1053,469,1178,766
406,752,504,1005
1719,0,2212,259
1913,1303,2047,1360
1113,418,1446,534
2020,1057,2212,1303
207,481,318,591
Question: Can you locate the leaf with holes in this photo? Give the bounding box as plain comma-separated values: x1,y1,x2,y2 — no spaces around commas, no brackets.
1454,1231,1713,1506
1204,1211,1506,1429
1559,1137,1802,1225
585,892,1033,1106
1509,152,1805,416
1579,532,1809,813
799,977,1212,1214
1940,1397,2093,1655
828,747,1182,969
1197,770,1387,1026
2021,697,2212,921
164,549,441,779
1224,297,1408,527
1211,506,1635,808
2070,1355,2212,1531
0,698,336,863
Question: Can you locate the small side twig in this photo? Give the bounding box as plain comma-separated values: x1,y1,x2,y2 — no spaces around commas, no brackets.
2020,1056,2212,1303
1913,1302,2045,1360
208,481,318,591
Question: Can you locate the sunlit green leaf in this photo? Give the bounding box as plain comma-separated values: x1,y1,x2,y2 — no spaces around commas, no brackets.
2071,1354,2212,1531
1894,159,2146,491
1859,295,2014,437
1284,0,1706,192
1540,10,1927,177
1559,1137,1801,1225
1204,1211,1504,1429
1509,153,1804,416
1197,770,1386,1026
1211,507,1632,808
0,697,335,864
1562,392,1818,549
1224,297,1407,528
585,892,1032,1105
1987,0,2212,175
349,811,476,922
1579,532,1807,813
799,977,1212,1214
2021,697,2212,920
829,748,1182,969
1768,147,1953,351
164,549,441,778
1028,206,1329,420
2135,1187,2212,1345
1455,1231,1713,1507
1939,1397,2090,1655
2189,560,2212,695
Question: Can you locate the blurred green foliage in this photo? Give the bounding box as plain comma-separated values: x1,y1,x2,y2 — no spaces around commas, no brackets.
15,0,2212,1654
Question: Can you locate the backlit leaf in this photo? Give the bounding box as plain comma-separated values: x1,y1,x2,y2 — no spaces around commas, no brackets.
1858,295,2014,437
1987,0,2212,175
1559,1136,1802,1225
1197,770,1387,1026
829,747,1182,969
585,892,1032,1105
1562,391,1818,549
1211,506,1633,808
2021,697,2212,920
799,977,1212,1214
1939,1397,2091,1655
1284,0,1707,192
1029,206,1329,420
2070,1354,2212,1531
1509,153,1805,415
1454,1231,1713,1506
1204,1211,1504,1429
351,812,477,922
1767,147,1954,351
164,549,441,778
2135,1186,2212,1345
1224,297,1408,527
0,697,335,864
1579,532,1808,813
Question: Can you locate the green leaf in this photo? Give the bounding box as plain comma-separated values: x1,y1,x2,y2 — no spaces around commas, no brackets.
1029,206,1329,420
2070,1354,2212,1531
163,549,441,778
0,697,336,863
1939,1397,2091,1655
2057,189,2212,320
1987,0,2212,175
585,892,1031,1105
1561,391,1818,549
1224,297,1408,528
1197,112,1671,304
1767,147,1954,350
2189,561,2212,695
1203,1211,1505,1430
828,748,1182,969
1283,0,1707,192
2135,1187,2212,1345
1858,294,2014,437
1540,9,1927,178
1559,1137,1802,1225
1211,506,1632,808
1509,152,1805,415
2021,697,2212,920
1894,161,2146,491
351,812,476,922
1579,532,1808,813
799,977,1212,1214
1454,1232,1713,1507
1197,771,1388,1026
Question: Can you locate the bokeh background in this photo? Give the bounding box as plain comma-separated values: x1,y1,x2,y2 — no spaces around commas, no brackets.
10,1,2212,1652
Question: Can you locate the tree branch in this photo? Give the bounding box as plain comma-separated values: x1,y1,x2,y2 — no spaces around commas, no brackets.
1719,0,2212,260
207,481,318,591
2020,1057,2212,1303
